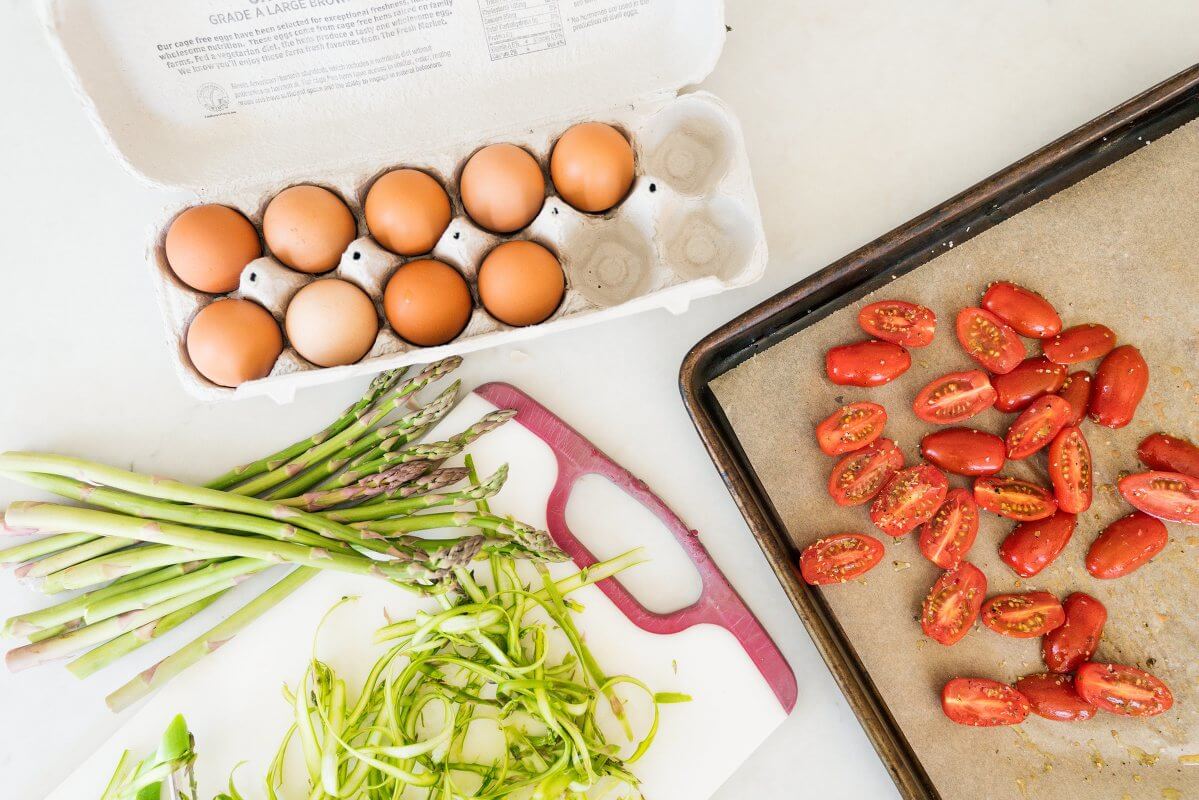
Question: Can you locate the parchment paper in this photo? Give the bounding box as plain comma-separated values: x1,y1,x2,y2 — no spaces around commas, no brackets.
711,121,1199,799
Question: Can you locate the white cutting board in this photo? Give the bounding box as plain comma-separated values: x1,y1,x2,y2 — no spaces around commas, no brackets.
48,389,790,799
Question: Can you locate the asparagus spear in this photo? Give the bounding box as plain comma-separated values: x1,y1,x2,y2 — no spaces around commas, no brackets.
306,441,459,494
206,369,406,491
324,465,507,523
277,461,435,512
83,558,267,623
354,511,568,562
0,531,98,565
41,546,208,594
15,535,136,579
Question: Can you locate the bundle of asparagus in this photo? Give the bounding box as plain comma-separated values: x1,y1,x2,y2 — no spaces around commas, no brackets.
0,358,566,710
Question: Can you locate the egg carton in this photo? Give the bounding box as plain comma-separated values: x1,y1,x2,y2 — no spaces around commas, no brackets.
42,0,767,402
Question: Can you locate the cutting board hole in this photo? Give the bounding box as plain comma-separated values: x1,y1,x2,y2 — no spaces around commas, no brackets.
565,474,702,614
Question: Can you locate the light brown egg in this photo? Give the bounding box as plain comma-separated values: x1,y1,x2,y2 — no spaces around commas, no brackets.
164,205,261,293
365,169,452,256
285,279,379,367
459,144,545,233
477,241,564,327
186,298,282,387
550,122,636,213
263,185,357,274
383,260,472,346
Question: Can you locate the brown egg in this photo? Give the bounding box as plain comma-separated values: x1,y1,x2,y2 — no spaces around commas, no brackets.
365,169,452,256
186,298,282,387
551,122,636,213
164,205,261,293
263,185,357,274
477,241,564,327
285,279,379,367
383,260,472,346
459,144,545,233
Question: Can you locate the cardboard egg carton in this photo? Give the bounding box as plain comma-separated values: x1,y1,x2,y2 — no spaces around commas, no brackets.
42,0,767,402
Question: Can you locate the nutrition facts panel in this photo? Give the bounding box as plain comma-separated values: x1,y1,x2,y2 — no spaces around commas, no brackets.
477,0,566,60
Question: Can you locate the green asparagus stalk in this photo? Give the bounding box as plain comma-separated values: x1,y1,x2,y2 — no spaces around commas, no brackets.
68,593,226,679
83,558,267,624
15,535,136,579
0,531,98,565
206,369,406,491
307,441,459,494
3,562,206,638
354,511,568,562
41,546,209,594
277,461,435,511
6,503,465,585
261,379,460,500
324,465,506,523
105,568,317,712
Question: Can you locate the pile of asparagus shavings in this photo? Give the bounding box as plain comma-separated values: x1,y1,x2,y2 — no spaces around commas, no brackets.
246,457,690,800
101,714,197,800
0,358,568,709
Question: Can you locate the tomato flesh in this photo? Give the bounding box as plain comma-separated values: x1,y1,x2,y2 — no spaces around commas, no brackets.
1075,662,1173,717
918,488,979,569
1005,394,1071,460
1138,432,1199,478
1118,471,1199,525
798,533,885,585
827,438,904,506
921,562,987,645
1048,425,1092,513
955,307,1025,374
825,340,912,387
1015,674,1097,722
1085,512,1169,579
992,356,1066,412
999,511,1076,578
1043,323,1116,365
941,677,1029,726
815,402,887,456
858,301,936,348
1089,345,1148,429
920,427,1005,476
912,370,997,424
981,591,1065,638
1042,592,1106,673
981,281,1063,339
1056,370,1092,426
974,476,1057,521
870,464,949,537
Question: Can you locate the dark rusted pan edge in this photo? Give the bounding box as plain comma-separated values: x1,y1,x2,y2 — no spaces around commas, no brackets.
679,63,1199,800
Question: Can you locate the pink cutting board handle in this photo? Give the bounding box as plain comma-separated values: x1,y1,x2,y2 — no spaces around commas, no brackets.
476,383,797,713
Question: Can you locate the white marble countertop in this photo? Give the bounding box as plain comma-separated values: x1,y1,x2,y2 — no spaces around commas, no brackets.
2,1,1197,798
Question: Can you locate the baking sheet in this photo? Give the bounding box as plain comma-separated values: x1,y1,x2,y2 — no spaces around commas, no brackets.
711,120,1199,800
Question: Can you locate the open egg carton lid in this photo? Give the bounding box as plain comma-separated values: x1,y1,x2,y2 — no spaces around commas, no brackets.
39,0,769,402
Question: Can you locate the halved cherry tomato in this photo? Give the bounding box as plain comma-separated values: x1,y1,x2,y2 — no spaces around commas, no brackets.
1048,425,1092,513
1042,323,1116,365
825,340,912,387
1056,370,1092,426
920,428,1005,476
1005,395,1071,460
815,402,887,456
870,465,949,537
1042,592,1106,673
955,307,1025,374
1015,674,1097,722
1075,662,1173,718
827,439,904,506
941,677,1029,727
1088,345,1148,429
912,370,997,424
974,476,1057,521
1085,512,1169,578
1138,432,1199,478
999,511,1076,577
992,357,1067,412
918,488,979,569
981,281,1063,339
981,591,1065,638
921,562,987,645
1118,471,1199,525
858,301,936,348
798,533,885,585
